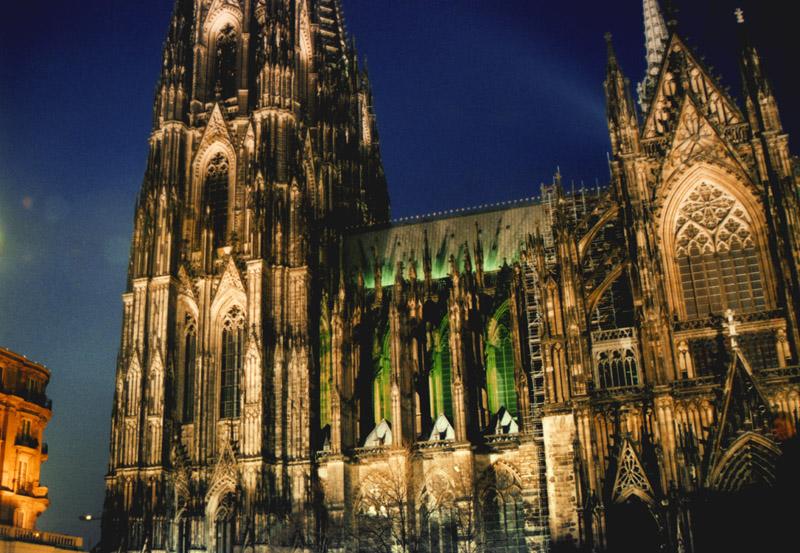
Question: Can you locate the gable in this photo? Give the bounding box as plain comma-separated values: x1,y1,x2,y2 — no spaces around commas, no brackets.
643,36,744,141
661,96,749,184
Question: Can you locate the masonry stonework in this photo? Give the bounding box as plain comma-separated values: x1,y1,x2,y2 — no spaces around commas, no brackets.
102,1,800,552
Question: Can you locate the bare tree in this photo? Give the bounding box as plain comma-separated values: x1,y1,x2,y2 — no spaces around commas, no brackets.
351,453,422,553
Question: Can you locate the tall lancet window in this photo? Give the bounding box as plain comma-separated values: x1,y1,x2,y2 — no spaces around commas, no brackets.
373,330,392,424
220,307,245,419
204,152,230,248
485,303,518,417
430,318,453,420
182,325,197,423
675,183,766,319
215,25,238,99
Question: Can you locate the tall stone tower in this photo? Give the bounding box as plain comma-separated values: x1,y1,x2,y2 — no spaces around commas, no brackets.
102,1,388,551
104,1,800,552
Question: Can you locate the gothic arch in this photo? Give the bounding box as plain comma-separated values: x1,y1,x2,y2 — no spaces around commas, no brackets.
478,461,526,551
202,1,243,38
707,431,780,493
210,261,247,323
430,316,453,420
657,164,776,319
192,139,237,248
485,301,518,417
419,468,459,553
418,467,457,507
215,306,246,420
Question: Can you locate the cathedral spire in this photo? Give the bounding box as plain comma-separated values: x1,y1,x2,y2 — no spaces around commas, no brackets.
638,0,669,111
737,8,782,133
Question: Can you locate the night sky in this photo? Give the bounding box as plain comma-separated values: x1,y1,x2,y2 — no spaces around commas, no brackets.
0,0,797,545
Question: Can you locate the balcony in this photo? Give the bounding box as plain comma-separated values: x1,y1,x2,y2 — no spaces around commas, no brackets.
15,434,39,449
0,524,83,551
0,384,52,409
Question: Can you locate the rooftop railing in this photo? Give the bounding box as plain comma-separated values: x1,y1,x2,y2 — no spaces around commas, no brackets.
0,524,83,551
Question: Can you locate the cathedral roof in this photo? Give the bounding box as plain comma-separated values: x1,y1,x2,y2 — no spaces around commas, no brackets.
343,198,549,288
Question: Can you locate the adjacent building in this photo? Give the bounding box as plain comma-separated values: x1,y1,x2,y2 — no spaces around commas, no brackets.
0,348,82,553
102,1,800,552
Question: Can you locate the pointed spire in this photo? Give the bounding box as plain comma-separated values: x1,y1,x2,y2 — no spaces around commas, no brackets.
737,8,782,133
643,0,669,70
638,0,669,111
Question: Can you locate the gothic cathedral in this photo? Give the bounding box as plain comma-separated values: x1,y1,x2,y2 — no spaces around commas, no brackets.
102,1,800,552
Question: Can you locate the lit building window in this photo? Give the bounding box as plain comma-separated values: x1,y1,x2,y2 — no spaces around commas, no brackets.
597,349,640,389
319,318,332,430
220,308,244,419
482,487,526,552
204,153,230,248
430,319,453,420
675,183,766,318
373,330,392,424
486,303,518,417
215,25,238,99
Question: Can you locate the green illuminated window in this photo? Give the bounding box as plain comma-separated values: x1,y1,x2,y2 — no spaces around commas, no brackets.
430,318,453,420
486,302,518,417
319,318,332,429
374,330,392,424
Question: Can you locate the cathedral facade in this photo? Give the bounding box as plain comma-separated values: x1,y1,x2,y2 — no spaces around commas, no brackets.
102,1,800,552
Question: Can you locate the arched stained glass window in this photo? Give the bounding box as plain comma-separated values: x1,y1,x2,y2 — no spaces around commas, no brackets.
373,330,392,424
319,317,332,430
425,505,458,553
215,25,238,99
204,152,230,248
430,319,453,420
486,303,518,417
674,182,766,318
220,308,244,419
183,326,196,423
482,487,526,552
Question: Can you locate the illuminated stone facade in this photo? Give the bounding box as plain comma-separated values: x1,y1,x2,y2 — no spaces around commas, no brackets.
102,1,800,552
0,348,83,553
0,349,51,530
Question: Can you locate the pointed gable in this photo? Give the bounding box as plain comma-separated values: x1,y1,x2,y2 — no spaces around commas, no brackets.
211,256,247,316
206,437,238,503
642,35,745,141
612,437,656,504
218,256,246,295
177,264,198,302
708,343,774,470
201,103,234,148
661,96,749,183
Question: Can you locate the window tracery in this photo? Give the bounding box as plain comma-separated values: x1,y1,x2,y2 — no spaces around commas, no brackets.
373,330,392,424
482,486,526,552
214,25,238,99
204,152,230,249
430,318,453,420
674,182,766,318
597,349,640,389
220,307,245,419
486,303,518,417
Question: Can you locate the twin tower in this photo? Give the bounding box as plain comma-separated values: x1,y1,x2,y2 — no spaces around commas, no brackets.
103,1,800,553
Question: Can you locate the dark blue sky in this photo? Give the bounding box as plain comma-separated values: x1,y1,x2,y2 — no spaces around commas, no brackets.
0,0,796,545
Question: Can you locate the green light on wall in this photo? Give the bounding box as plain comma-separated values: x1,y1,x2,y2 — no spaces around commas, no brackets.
485,302,518,417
